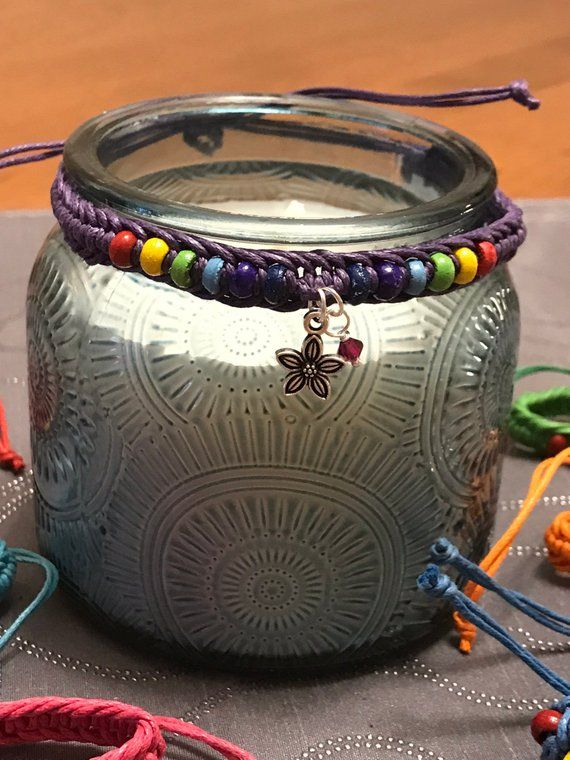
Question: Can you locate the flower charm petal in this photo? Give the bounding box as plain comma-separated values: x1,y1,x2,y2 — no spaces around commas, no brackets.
283,372,306,395
276,348,304,371
309,374,331,399
303,334,322,362
317,356,346,375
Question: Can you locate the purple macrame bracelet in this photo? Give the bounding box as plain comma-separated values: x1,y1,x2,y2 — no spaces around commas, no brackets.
1,79,538,309
51,166,525,309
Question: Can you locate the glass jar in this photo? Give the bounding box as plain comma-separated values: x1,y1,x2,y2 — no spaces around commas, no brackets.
27,94,519,671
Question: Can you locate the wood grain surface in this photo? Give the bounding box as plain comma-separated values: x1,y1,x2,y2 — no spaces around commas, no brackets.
1,0,568,208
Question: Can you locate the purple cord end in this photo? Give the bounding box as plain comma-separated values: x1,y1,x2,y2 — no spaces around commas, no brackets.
509,79,540,111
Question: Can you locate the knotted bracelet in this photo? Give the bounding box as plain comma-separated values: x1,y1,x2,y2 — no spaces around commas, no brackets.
0,697,254,760
1,80,538,311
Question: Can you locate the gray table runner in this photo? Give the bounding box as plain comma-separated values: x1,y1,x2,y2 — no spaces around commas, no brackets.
0,202,568,759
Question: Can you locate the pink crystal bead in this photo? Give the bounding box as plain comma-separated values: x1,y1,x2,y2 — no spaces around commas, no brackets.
338,337,363,365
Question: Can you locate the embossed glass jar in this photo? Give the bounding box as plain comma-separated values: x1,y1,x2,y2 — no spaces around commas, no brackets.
27,95,519,671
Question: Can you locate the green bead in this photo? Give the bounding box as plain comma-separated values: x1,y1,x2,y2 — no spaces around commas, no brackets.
169,249,197,288
428,252,456,292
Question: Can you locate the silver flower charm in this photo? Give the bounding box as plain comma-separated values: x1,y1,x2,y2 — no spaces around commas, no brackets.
276,334,345,399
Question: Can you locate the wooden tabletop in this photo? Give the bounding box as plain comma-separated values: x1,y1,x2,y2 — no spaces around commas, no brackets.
1,0,568,208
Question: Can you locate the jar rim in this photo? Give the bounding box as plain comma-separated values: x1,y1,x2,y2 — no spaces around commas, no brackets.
63,93,497,246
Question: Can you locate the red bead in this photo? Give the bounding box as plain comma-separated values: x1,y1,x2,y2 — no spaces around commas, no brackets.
338,337,364,365
530,709,561,745
546,433,568,457
109,230,137,269
476,241,498,277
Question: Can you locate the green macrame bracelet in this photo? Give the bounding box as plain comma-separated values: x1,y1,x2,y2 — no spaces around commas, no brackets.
509,365,570,456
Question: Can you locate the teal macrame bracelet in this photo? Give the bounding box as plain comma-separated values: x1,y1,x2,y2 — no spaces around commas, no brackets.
509,365,570,456
0,540,58,651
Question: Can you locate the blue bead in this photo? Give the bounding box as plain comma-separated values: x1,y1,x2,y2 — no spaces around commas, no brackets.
405,258,427,296
347,263,371,303
264,264,287,305
202,257,224,295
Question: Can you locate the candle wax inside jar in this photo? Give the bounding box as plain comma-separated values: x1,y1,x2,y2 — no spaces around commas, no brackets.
204,199,366,219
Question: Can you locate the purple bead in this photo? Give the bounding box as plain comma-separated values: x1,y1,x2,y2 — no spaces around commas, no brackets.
374,261,406,301
228,261,257,299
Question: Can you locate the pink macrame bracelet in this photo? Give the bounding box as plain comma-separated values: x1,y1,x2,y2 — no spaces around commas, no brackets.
0,697,255,760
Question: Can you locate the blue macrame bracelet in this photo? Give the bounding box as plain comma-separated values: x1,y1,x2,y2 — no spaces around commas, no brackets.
430,538,570,636
418,540,570,759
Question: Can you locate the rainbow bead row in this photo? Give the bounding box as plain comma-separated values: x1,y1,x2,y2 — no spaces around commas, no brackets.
108,231,499,304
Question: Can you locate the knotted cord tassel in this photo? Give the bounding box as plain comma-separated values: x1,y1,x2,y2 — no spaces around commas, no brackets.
430,537,570,638
545,512,570,573
543,697,570,760
418,562,569,694
418,546,570,760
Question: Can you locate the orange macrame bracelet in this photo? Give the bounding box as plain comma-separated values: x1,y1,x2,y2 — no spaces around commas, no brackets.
0,397,24,474
455,447,570,654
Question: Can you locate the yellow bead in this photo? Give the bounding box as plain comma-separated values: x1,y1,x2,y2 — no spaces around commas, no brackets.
140,237,169,277
454,247,478,285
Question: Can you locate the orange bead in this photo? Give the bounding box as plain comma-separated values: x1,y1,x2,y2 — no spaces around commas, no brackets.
109,230,136,269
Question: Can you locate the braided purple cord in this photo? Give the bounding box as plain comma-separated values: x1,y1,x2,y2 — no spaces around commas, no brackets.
51,166,526,309
0,79,539,171
296,80,540,110
0,141,65,170
0,80,539,171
